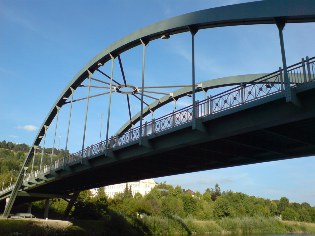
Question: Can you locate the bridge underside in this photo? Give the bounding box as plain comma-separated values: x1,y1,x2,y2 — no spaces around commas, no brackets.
6,83,313,208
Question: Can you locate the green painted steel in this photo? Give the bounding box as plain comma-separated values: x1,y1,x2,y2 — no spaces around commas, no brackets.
31,0,315,152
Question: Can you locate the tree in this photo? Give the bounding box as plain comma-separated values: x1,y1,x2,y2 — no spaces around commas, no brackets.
161,196,184,217
181,194,198,217
123,184,133,198
282,207,299,221
212,183,221,200
202,188,212,202
278,197,289,213
213,196,234,218
97,187,106,199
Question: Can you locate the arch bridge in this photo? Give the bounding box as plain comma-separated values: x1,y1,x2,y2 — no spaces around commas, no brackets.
1,0,315,218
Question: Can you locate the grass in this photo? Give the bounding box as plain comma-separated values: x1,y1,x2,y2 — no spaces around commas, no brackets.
1,217,315,235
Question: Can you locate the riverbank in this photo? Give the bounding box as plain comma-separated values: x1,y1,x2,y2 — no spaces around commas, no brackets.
1,217,315,235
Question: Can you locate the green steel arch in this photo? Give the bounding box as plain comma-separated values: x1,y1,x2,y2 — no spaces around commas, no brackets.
36,0,315,148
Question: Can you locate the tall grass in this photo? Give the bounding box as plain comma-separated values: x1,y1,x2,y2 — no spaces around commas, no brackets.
1,216,315,235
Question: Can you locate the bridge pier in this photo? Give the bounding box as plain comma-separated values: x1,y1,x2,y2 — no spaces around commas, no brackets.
64,191,79,218
27,203,32,214
44,199,50,219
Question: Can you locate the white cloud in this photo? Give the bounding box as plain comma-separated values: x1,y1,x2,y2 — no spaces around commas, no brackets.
16,125,37,132
9,135,18,138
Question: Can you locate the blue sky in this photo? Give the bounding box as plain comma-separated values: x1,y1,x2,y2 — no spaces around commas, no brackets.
1,0,315,205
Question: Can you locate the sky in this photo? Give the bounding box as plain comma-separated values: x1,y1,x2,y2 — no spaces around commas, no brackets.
1,0,315,205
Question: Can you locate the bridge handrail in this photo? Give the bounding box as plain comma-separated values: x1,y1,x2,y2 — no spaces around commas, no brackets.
66,56,315,161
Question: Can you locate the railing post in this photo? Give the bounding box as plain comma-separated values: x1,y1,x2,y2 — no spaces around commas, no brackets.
241,83,245,104
204,96,209,116
172,111,176,127
152,119,156,134
279,67,284,91
195,100,199,118
306,56,312,82
144,121,148,136
129,129,132,142
302,58,307,83
209,96,213,115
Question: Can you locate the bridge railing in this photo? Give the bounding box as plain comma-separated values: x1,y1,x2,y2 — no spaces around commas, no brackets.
61,56,315,163
116,105,194,146
198,56,315,117
0,184,15,197
4,56,312,190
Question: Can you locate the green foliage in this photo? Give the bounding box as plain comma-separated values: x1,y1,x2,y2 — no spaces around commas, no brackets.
282,207,300,221
1,141,315,234
278,197,289,213
218,217,289,234
0,141,70,190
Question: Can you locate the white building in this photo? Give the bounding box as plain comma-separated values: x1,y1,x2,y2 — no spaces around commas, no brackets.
91,179,156,198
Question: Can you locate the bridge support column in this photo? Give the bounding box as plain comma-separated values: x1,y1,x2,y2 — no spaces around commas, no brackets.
44,199,50,219
275,18,292,102
27,203,32,214
64,191,79,218
5,198,9,210
3,164,30,218
189,26,198,129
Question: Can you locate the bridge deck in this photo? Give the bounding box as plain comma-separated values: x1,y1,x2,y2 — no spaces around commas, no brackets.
1,81,314,208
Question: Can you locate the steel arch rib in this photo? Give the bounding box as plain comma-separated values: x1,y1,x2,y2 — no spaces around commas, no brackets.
36,0,315,147
4,0,315,217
